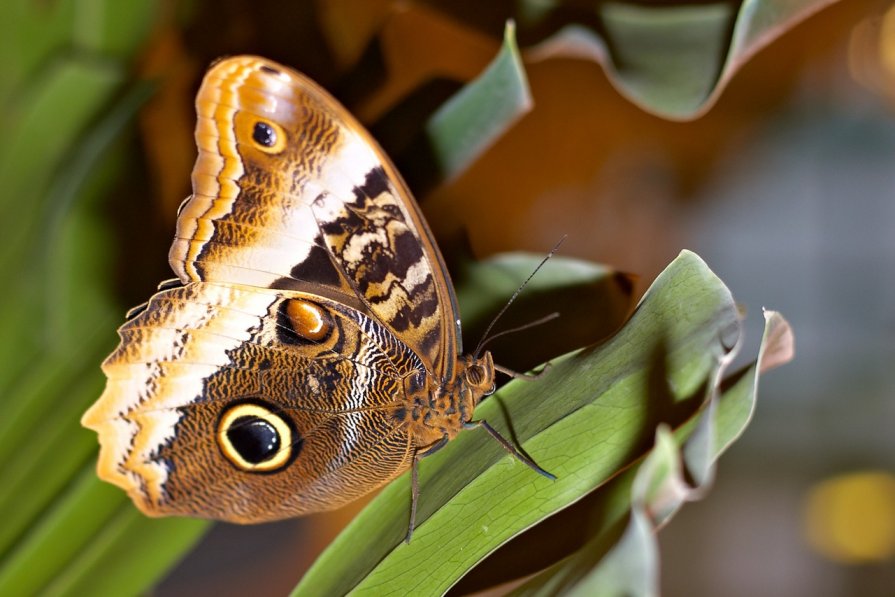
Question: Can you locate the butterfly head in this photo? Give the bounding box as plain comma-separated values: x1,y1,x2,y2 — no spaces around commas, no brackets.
461,351,496,400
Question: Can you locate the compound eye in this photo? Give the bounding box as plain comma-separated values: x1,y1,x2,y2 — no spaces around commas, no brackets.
464,362,495,395
217,402,299,472
466,364,485,385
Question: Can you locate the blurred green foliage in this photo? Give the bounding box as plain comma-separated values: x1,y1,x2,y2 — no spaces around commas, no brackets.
0,2,207,595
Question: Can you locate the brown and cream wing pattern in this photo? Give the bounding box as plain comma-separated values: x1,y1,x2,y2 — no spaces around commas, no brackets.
169,56,459,376
84,282,423,522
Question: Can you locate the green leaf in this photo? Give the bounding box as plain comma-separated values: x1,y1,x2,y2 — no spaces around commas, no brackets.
525,0,838,119
0,57,123,276
511,311,792,596
425,20,532,179
293,250,764,595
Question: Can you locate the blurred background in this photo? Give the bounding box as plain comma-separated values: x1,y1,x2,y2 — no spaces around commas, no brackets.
2,0,894,595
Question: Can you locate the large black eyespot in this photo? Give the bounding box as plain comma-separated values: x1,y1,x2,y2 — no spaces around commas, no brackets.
252,121,277,147
226,416,280,464
217,402,299,472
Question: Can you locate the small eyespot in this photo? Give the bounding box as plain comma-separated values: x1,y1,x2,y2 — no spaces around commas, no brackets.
217,402,299,472
251,120,287,154
253,122,276,147
277,299,334,345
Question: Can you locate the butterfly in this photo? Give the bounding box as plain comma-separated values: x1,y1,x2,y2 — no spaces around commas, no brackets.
82,55,552,541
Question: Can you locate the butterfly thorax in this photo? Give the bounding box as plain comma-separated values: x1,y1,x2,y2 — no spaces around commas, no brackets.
402,352,496,448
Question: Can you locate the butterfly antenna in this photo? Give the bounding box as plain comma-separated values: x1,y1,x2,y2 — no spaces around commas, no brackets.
472,236,566,360
474,312,560,356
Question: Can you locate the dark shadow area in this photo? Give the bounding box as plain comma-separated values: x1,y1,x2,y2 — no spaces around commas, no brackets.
185,0,336,86
108,134,177,309
459,269,636,376
159,518,310,597
373,78,464,195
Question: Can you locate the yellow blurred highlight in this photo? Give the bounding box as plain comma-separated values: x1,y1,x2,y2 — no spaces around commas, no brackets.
880,3,895,75
803,471,895,564
848,3,895,97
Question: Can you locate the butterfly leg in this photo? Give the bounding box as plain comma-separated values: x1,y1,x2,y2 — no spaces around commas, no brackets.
405,434,450,543
464,420,556,481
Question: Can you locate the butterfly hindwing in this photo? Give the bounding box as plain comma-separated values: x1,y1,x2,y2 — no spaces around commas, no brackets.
87,281,420,521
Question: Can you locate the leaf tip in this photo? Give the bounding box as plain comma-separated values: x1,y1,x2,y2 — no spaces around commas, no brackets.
759,309,794,373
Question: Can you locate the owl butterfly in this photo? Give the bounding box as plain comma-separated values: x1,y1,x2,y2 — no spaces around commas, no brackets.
82,55,552,541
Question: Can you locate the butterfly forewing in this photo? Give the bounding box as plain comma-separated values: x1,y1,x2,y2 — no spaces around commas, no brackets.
170,56,459,375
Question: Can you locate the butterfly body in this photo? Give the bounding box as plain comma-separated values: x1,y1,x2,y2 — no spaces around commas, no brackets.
83,56,514,526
